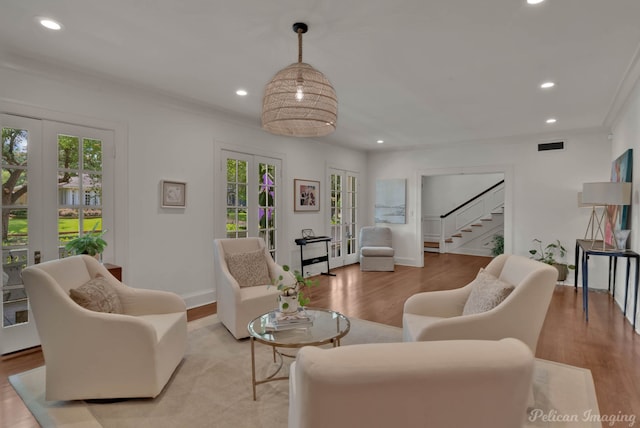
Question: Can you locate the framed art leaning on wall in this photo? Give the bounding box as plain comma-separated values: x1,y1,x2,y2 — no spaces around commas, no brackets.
294,179,320,212
161,180,187,208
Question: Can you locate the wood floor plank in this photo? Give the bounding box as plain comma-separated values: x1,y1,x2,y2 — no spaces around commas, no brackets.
2,253,638,426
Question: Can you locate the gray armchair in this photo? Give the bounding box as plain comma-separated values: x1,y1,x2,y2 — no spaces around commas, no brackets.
359,226,395,271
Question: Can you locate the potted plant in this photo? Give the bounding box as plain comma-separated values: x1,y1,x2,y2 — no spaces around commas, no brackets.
490,234,504,257
529,238,575,281
273,265,316,313
65,222,107,259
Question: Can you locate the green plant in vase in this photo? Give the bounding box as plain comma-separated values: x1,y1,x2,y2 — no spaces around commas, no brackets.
65,222,107,258
273,265,316,312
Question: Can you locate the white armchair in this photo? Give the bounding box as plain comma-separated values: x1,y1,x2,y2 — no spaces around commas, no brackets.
359,226,395,271
21,255,187,401
289,338,534,428
403,254,558,353
213,237,290,339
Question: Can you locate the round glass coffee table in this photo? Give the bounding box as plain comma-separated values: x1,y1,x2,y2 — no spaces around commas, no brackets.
248,307,350,400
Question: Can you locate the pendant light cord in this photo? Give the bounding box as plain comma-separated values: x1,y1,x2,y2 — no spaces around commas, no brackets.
297,29,303,63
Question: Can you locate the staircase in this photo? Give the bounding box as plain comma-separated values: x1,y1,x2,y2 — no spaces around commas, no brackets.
423,181,504,257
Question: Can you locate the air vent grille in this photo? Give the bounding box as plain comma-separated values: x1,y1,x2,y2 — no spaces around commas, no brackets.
538,141,564,151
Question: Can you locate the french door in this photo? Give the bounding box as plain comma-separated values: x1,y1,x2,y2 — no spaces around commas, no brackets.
328,168,359,268
221,150,282,261
1,115,113,354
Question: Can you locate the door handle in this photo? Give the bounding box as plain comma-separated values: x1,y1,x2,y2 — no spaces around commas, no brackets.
34,250,41,264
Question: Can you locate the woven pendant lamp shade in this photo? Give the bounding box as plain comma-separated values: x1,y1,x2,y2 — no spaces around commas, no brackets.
262,23,338,137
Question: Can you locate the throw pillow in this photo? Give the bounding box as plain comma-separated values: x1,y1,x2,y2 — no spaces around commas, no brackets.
225,249,272,287
69,275,124,314
462,268,515,315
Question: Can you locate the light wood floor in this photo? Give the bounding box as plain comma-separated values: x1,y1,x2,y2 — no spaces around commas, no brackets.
2,253,639,427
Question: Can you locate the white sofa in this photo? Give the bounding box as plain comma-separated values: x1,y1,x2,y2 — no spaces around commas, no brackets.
359,226,395,271
403,254,558,353
22,255,187,401
213,237,289,339
289,338,534,428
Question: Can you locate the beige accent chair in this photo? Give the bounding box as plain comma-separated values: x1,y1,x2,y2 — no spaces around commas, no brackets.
359,226,395,271
289,338,534,428
403,253,558,353
22,255,187,401
213,237,289,339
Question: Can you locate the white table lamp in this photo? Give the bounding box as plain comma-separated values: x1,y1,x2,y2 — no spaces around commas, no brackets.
581,182,632,250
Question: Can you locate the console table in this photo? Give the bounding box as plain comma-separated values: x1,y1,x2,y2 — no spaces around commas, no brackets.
294,236,335,276
574,239,639,327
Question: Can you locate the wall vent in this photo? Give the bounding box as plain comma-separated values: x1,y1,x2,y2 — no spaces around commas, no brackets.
538,141,564,152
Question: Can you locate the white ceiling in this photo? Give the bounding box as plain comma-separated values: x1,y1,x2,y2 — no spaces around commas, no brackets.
1,0,640,151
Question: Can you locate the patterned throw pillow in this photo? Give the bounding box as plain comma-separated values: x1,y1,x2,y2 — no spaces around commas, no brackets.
70,275,124,314
225,249,272,288
462,268,515,315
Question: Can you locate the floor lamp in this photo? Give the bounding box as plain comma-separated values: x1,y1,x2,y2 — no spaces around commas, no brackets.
581,182,632,251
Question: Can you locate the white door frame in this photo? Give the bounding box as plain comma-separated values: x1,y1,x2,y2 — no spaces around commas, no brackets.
414,165,514,267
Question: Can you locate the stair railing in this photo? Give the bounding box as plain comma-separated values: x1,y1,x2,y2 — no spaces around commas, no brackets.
438,180,505,253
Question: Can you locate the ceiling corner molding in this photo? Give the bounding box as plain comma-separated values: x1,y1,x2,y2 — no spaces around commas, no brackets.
603,41,640,129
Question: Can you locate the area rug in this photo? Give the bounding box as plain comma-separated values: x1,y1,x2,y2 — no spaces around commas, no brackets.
10,315,600,428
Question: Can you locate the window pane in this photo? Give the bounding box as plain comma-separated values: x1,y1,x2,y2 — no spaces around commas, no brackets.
58,134,80,169
82,138,102,171
59,208,80,246
238,184,247,206
238,161,247,183
3,208,28,247
226,160,237,182
238,209,247,231
58,172,80,206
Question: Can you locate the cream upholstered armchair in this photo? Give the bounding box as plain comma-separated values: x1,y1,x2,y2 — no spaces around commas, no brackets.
403,253,558,353
213,237,291,339
289,338,534,428
21,255,187,401
359,226,395,271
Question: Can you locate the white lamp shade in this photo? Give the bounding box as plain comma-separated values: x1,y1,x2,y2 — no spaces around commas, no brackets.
582,182,631,205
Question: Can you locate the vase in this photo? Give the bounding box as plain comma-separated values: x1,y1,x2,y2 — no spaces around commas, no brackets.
614,229,631,250
278,293,299,314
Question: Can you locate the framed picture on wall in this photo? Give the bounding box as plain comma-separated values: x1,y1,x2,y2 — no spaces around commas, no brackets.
375,178,406,224
294,179,320,212
161,180,187,208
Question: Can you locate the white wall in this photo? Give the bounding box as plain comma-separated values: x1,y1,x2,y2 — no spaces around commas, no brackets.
422,173,504,217
367,131,612,287
0,56,367,308
611,75,640,331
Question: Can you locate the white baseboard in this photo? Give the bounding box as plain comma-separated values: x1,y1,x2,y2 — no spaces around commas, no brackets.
182,289,216,310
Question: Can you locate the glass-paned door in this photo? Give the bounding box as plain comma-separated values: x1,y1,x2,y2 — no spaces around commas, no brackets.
1,116,113,354
328,168,359,268
1,115,42,353
221,150,282,260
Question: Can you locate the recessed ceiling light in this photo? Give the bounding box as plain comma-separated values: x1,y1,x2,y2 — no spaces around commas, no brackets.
540,81,555,89
527,0,545,4
376,140,384,144
546,118,557,124
39,18,62,30
235,89,248,96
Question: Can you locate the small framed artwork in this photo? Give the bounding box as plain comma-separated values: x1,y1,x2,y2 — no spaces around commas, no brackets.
294,179,320,212
161,180,187,208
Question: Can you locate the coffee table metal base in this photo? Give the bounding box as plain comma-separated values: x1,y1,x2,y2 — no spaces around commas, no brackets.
248,308,350,401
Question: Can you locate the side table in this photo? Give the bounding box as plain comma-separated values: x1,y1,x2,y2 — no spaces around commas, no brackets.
574,239,639,327
103,263,122,281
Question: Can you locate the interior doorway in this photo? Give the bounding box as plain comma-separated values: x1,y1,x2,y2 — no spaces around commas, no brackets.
415,166,513,267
